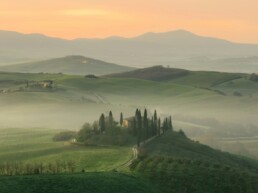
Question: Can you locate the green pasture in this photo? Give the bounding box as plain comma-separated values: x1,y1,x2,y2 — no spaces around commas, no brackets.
0,128,131,172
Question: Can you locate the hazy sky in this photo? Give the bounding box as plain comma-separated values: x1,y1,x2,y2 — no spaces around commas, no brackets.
1,0,258,43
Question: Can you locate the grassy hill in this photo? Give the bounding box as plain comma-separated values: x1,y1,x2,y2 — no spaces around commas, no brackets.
105,66,189,81
143,131,258,171
106,65,245,87
131,131,258,193
168,70,244,88
0,55,134,75
0,172,158,193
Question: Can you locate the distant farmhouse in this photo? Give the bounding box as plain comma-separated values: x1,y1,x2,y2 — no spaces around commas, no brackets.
26,80,54,89
122,117,134,128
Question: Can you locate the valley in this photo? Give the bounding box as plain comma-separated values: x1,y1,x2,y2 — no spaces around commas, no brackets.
1,66,258,192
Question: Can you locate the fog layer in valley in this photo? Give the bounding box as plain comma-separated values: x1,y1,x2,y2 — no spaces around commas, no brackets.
1,74,258,159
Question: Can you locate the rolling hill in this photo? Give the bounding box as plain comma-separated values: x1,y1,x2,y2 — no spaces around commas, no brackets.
106,65,245,86
0,70,258,192
1,69,258,158
131,130,258,193
1,30,258,72
105,66,189,81
0,55,134,75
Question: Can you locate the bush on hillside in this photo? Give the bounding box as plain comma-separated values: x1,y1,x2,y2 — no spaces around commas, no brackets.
77,123,95,142
53,131,77,142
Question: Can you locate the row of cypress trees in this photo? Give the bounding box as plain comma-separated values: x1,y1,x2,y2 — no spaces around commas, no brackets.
134,109,173,147
99,111,114,133
98,109,173,146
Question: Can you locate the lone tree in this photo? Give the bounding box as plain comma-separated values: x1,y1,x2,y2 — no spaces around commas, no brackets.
99,113,105,133
120,112,123,126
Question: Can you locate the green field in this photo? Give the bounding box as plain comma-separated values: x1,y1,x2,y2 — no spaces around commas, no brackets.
0,172,158,193
0,128,131,172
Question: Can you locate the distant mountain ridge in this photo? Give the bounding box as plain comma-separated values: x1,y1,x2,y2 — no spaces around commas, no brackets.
1,29,258,73
0,55,134,75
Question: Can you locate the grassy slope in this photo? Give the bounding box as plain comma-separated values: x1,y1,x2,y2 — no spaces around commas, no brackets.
0,128,131,171
144,131,258,172
0,172,158,193
106,65,246,87
105,65,189,81
169,71,244,87
131,131,258,193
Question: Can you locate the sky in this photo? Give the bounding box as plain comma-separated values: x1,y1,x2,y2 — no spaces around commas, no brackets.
0,0,258,43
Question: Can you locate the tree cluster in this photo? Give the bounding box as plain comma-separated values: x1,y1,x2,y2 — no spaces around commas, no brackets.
133,109,173,147
77,111,131,145
77,109,173,146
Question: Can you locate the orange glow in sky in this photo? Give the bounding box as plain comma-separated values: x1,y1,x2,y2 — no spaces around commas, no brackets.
1,0,258,43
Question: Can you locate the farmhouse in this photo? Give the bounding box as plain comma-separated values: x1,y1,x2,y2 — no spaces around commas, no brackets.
27,80,54,88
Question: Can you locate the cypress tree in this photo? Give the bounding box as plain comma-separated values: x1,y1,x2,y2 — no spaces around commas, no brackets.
99,113,105,133
165,117,168,131
132,117,137,136
120,112,123,126
169,116,173,130
158,118,161,136
154,110,158,136
162,118,168,133
135,109,139,118
151,116,154,137
154,110,157,122
136,110,142,147
108,111,114,128
143,109,148,141
134,109,139,135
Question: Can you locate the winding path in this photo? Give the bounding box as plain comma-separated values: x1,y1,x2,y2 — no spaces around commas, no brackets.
114,135,159,171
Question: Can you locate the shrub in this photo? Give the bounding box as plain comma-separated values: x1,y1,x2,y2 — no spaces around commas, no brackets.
53,131,77,141
76,123,94,142
178,129,186,137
